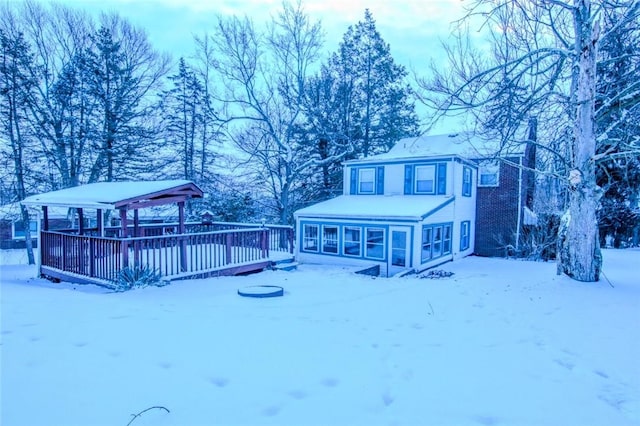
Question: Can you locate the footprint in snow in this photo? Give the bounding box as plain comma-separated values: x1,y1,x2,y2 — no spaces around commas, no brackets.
158,361,172,369
287,389,308,400
208,376,229,387
473,414,500,425
321,377,339,387
74,341,88,348
554,358,575,371
261,405,281,416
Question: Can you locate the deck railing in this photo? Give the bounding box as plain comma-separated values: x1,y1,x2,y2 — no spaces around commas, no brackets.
98,221,294,254
40,224,293,285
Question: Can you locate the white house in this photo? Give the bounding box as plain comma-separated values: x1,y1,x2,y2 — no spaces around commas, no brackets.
294,133,492,277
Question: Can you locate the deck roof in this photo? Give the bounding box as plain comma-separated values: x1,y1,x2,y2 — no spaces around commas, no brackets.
21,180,204,210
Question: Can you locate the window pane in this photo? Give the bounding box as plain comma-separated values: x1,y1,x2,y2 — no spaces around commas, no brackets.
479,162,499,186
344,226,361,256
366,228,384,259
359,168,375,194
443,225,452,254
303,224,319,251
433,226,442,257
322,226,338,253
421,227,432,262
391,231,406,267
415,165,435,193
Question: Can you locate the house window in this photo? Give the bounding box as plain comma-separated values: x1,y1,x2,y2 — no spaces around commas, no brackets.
365,227,385,259
350,166,384,195
415,165,436,194
433,226,443,258
443,225,452,255
460,221,471,251
479,161,500,186
343,226,361,256
462,166,472,197
421,223,453,264
405,163,447,195
302,224,319,252
421,227,432,262
322,225,338,254
12,220,37,240
358,168,375,194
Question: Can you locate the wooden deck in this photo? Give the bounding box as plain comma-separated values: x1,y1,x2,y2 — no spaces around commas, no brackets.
39,222,295,287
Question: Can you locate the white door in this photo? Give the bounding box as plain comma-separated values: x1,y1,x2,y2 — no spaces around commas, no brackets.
388,226,411,276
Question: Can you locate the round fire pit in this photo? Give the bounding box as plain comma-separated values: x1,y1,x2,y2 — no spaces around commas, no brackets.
237,285,284,298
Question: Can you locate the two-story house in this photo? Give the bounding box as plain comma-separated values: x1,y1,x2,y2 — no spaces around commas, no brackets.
294,132,535,277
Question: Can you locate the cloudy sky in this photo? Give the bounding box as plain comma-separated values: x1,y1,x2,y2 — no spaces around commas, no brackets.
55,0,467,73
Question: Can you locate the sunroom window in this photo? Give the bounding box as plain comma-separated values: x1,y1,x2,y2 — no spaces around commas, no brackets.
365,228,384,259
302,224,319,252
343,226,361,256
322,225,338,254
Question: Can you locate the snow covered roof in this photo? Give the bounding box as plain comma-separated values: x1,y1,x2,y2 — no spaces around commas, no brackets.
295,195,454,221
21,180,204,210
345,132,525,164
0,202,70,221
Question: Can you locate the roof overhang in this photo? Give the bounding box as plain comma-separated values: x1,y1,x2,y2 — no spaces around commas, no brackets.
21,180,204,211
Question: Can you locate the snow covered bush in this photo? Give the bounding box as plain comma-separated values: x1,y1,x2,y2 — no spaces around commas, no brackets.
115,265,166,292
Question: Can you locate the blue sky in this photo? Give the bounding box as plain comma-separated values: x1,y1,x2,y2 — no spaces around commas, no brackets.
56,0,466,72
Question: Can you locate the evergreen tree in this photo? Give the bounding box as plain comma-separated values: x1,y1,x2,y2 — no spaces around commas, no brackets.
161,58,203,181
327,9,419,158
595,8,640,246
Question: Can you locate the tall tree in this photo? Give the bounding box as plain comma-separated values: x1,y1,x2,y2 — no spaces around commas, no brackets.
83,16,170,183
208,1,326,224
0,28,38,264
161,57,202,181
418,0,640,282
595,7,640,246
328,9,419,158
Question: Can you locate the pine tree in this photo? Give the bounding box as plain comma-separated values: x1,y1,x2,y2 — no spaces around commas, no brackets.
161,58,203,181
595,8,640,247
328,9,419,158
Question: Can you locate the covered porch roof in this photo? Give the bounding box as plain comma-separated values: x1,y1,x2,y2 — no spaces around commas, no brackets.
21,180,204,210
294,195,455,222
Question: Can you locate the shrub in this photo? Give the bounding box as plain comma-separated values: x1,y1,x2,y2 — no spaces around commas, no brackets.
115,265,166,292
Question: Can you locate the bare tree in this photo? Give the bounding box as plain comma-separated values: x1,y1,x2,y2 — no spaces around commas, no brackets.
0,26,38,264
207,1,327,224
417,0,640,282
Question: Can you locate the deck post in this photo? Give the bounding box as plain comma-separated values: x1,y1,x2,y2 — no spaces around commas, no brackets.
288,228,294,254
42,206,49,231
97,209,103,237
120,208,129,268
78,208,84,235
225,232,233,264
261,229,268,258
178,201,187,272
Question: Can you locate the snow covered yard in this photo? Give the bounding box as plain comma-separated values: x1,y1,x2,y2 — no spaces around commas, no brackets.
1,250,638,426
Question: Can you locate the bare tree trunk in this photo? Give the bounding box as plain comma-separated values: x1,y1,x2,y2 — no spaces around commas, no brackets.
557,0,602,282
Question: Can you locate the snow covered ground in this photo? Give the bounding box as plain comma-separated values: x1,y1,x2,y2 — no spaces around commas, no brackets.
1,249,638,426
